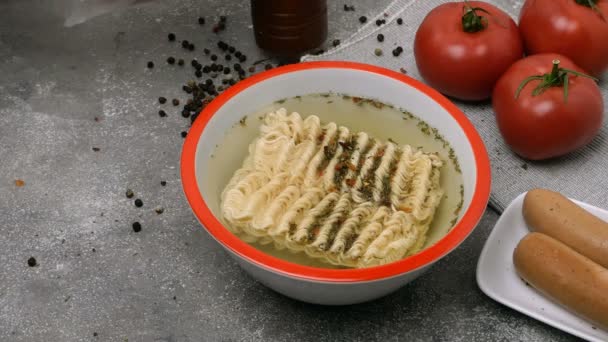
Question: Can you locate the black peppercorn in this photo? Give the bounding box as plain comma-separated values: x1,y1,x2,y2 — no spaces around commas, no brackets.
182,40,189,49
228,46,235,53
147,61,154,68
27,257,37,267
198,17,205,25
211,64,218,72
158,110,167,117
377,34,384,42
235,51,242,58
167,57,175,64
359,16,367,24
182,110,190,118
181,131,188,138
203,66,211,73
376,19,383,26
168,33,176,41
223,68,230,74
211,54,218,61
195,63,202,71
158,97,167,104
229,79,236,85
203,48,210,55
172,99,179,106
233,63,241,70
332,39,340,47
160,181,167,186
132,222,142,232
206,79,213,86
195,70,202,78
191,59,198,67
238,55,246,63
225,54,232,61
178,59,184,66
134,199,143,207
188,43,195,51
183,85,192,93
397,18,403,25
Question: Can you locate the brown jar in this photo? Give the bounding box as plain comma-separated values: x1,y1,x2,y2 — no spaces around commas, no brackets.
251,0,328,56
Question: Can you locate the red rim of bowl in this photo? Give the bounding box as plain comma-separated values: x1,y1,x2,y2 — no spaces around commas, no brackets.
181,61,491,283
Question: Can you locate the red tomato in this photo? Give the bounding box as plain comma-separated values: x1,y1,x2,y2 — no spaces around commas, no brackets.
414,1,524,101
519,0,608,77
493,54,603,160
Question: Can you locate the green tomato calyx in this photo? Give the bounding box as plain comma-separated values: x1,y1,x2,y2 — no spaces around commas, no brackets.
515,59,598,103
462,0,490,33
574,0,606,20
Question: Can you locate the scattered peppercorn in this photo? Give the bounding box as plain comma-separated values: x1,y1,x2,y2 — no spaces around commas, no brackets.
225,54,232,61
147,61,154,68
158,97,167,104
203,48,210,55
206,79,213,86
160,181,167,186
132,222,142,232
392,46,403,57
396,18,403,25
167,56,175,64
158,110,167,117
377,34,384,42
343,4,355,11
332,39,341,47
92,147,100,152
182,110,190,118
126,189,134,198
198,17,205,25
374,48,383,56
238,55,247,63
181,131,188,138
195,63,202,71
195,70,202,78
359,16,367,23
228,46,235,53
168,33,176,41
93,332,98,337
188,43,195,51
178,59,184,66
223,68,230,74
203,66,210,73
172,99,179,106
134,199,143,207
181,40,189,49
27,257,37,267
376,19,386,26
211,54,218,61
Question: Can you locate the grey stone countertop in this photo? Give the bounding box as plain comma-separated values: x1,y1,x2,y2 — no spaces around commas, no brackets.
0,0,580,341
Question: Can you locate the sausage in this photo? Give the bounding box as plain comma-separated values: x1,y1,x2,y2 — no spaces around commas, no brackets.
523,188,608,269
513,232,608,329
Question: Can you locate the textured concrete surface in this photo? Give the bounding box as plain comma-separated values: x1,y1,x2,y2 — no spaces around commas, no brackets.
0,0,580,341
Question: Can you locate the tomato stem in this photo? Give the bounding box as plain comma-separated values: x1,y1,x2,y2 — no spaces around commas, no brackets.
574,0,606,21
515,59,598,103
462,0,490,33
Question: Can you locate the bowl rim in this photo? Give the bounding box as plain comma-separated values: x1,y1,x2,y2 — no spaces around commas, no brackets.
181,61,491,283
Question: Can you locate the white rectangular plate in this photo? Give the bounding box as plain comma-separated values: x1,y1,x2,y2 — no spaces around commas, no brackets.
477,192,608,341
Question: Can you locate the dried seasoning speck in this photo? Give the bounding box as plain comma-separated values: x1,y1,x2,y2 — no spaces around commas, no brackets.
125,189,134,198
239,116,247,126
521,163,528,170
132,222,142,232
27,257,37,267
374,48,383,56
155,208,164,214
332,39,341,47
15,179,25,187
160,181,167,186
92,147,100,152
400,68,407,74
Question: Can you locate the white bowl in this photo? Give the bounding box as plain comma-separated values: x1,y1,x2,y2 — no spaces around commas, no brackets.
181,61,491,305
